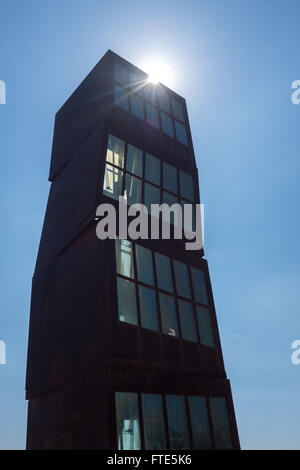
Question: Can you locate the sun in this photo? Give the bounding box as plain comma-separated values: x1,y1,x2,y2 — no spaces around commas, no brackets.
141,59,174,88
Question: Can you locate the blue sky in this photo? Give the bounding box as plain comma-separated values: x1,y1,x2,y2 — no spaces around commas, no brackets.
0,0,299,449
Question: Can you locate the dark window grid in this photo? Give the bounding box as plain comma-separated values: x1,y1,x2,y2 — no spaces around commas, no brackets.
179,174,195,203
162,162,178,196
186,267,201,344
169,258,184,341
188,265,209,307
128,88,147,121
188,395,215,450
206,396,230,450
114,62,129,86
195,304,216,349
116,274,140,327
150,249,164,335
114,81,130,111
173,296,199,344
137,393,146,450
184,395,196,450
162,394,172,449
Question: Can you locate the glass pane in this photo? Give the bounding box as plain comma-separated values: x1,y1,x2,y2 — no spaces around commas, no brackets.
180,199,196,232
117,277,138,325
171,98,184,122
175,120,188,145
115,392,141,450
135,245,154,286
159,293,178,337
188,397,212,449
144,83,157,105
125,174,142,205
191,267,208,305
126,144,143,177
129,69,145,97
162,192,179,226
145,153,160,185
178,299,197,343
103,164,123,200
114,62,127,85
139,285,159,332
144,183,161,213
173,260,192,299
114,84,129,111
160,112,174,138
142,394,167,450
180,171,194,201
163,162,177,194
209,398,233,449
130,94,145,120
115,239,134,279
157,87,171,113
154,253,173,293
106,134,125,168
146,102,160,129
196,306,215,348
166,395,190,450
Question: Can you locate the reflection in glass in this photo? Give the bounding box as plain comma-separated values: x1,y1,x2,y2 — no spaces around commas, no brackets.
115,239,134,279
161,112,174,138
159,293,178,336
190,267,208,305
142,394,167,450
103,164,123,200
155,252,173,293
188,396,212,449
106,134,125,168
130,94,145,120
126,144,143,177
139,285,159,332
171,99,184,122
117,277,138,325
135,245,154,286
125,174,142,205
162,192,178,226
166,395,190,449
196,306,215,348
144,83,157,105
145,153,160,185
114,62,127,85
146,102,160,129
178,299,197,343
144,183,161,213
157,87,171,114
174,120,188,145
173,260,192,299
114,84,129,111
163,162,177,194
115,392,141,450
180,171,194,201
209,398,233,449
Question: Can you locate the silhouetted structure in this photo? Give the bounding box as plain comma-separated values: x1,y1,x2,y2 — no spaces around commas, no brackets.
26,50,240,450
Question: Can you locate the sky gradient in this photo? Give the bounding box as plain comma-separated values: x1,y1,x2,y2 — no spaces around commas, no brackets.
0,0,299,449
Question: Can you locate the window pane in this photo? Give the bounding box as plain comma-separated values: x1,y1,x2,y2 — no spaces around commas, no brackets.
175,120,188,145
180,171,194,201
160,112,174,138
130,94,145,120
106,134,125,168
173,260,192,299
162,192,178,226
114,62,127,85
155,253,173,293
144,183,161,213
166,395,190,450
125,174,142,205
171,99,184,122
145,153,160,185
196,306,215,348
157,87,171,113
129,69,144,97
117,277,138,325
188,397,212,450
114,84,129,111
139,285,159,332
135,245,154,286
115,239,134,279
209,398,233,449
159,293,178,337
142,394,167,450
163,162,177,194
191,267,208,305
144,83,157,105
178,299,197,343
180,199,196,233
146,103,160,129
126,144,143,177
103,164,123,200
115,392,141,450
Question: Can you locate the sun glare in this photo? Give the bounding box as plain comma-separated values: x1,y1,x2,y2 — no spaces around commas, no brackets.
142,59,174,88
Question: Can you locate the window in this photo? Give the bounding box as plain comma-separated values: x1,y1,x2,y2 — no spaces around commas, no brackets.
142,394,167,450
160,112,174,138
126,144,143,177
115,238,134,279
135,245,155,286
114,62,127,86
125,174,142,205
144,183,161,212
103,164,123,200
173,260,192,299
106,134,125,168
139,285,159,332
145,153,160,185
154,253,174,293
117,277,138,325
114,83,128,111
174,120,188,145
171,99,184,122
115,392,233,450
159,293,178,336
178,299,197,343
130,94,145,120
115,392,141,450
188,396,212,449
157,88,171,114
163,162,178,194
166,395,190,450
190,267,208,305
180,171,194,202
209,398,233,449
146,102,160,129
196,306,215,348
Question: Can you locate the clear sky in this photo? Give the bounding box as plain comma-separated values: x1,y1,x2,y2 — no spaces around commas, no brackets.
0,0,299,450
